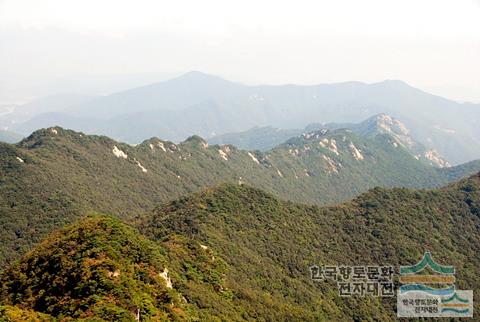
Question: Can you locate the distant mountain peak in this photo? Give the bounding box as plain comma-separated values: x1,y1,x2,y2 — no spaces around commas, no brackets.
183,135,209,148
370,113,411,136
358,114,451,168
180,70,214,78
172,71,232,84
375,79,413,89
18,126,64,148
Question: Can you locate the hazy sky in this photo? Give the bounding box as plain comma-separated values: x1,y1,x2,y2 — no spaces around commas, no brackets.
1,0,479,102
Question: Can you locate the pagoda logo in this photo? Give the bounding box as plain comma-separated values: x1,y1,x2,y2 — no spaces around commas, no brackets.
397,251,473,317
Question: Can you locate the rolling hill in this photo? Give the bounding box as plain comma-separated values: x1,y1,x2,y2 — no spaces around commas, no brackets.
1,173,480,320
140,173,480,320
0,214,228,321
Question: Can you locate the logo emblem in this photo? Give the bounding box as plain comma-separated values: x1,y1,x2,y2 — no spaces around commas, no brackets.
397,252,473,317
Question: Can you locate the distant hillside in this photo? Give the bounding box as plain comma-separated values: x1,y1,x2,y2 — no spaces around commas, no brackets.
211,114,452,168
6,72,480,164
209,126,301,151
0,130,22,144
0,94,95,130
2,173,480,320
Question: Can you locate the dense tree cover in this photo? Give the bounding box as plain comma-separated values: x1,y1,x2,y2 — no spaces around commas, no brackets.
1,173,480,320
141,173,480,320
0,306,52,322
0,215,186,321
1,127,479,266
2,173,480,320
0,215,252,321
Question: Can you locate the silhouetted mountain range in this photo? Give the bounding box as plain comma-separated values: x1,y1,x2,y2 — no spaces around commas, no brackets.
4,72,480,164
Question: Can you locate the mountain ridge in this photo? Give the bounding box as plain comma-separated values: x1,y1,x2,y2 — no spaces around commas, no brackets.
1,124,480,268
6,72,480,164
212,113,452,168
